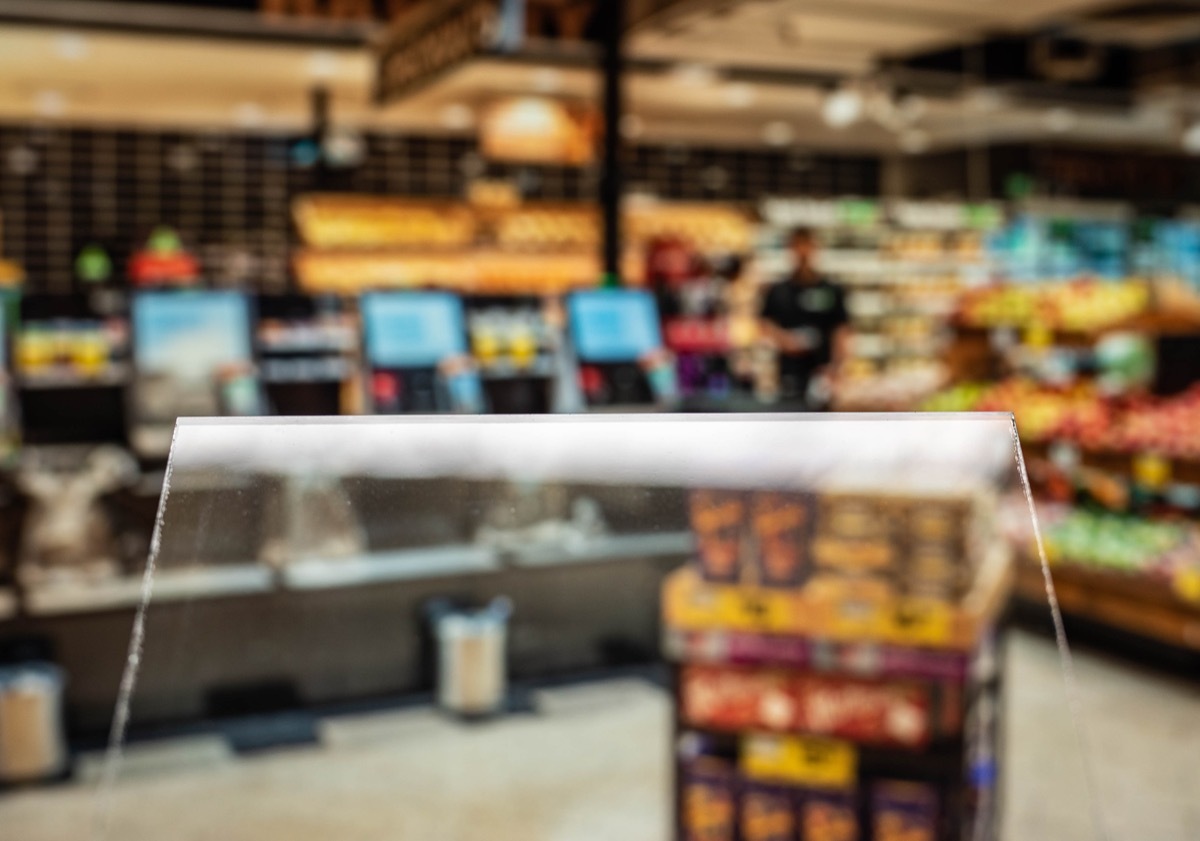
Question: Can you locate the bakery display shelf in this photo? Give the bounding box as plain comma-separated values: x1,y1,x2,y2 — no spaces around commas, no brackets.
662,627,972,683
280,543,500,591
662,543,1013,653
509,530,694,568
1015,560,1200,652
17,364,131,390
24,563,275,616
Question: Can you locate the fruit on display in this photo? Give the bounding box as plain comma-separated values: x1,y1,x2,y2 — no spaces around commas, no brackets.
920,382,989,413
971,379,1104,442
958,280,1149,332
128,226,200,286
1096,385,1200,459
1009,504,1200,578
627,204,753,252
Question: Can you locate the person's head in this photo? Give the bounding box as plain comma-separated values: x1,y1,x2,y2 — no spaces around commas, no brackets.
789,227,818,274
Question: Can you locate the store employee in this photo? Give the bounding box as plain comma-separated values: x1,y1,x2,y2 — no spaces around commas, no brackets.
760,227,848,403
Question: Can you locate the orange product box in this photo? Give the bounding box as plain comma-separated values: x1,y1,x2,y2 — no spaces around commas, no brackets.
690,489,749,584
749,491,816,588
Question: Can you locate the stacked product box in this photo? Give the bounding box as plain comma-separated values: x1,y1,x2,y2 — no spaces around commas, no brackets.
667,484,1009,841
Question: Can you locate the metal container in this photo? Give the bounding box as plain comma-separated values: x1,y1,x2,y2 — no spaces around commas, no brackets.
0,663,67,783
434,598,511,717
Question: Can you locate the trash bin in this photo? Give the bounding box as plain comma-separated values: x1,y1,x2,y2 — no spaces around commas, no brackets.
433,597,511,717
0,663,67,783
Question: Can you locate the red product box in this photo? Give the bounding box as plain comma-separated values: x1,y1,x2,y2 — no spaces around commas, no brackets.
792,675,931,748
681,665,799,732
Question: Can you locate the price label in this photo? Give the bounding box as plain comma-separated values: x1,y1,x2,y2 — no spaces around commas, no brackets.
891,600,954,646
1133,453,1172,490
741,734,857,789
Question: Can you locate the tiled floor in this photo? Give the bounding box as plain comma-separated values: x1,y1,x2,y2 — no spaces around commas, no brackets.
2,630,1199,840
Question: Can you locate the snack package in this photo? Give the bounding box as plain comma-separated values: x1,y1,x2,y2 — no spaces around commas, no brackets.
690,489,748,583
741,783,797,841
817,493,895,542
805,574,897,639
799,791,859,841
750,491,816,587
792,675,931,748
871,781,939,841
681,761,736,841
681,664,797,731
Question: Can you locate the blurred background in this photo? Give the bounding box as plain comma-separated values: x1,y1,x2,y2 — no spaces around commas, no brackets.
0,1,1198,839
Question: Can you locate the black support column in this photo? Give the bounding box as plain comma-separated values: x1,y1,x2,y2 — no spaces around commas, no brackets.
599,0,625,286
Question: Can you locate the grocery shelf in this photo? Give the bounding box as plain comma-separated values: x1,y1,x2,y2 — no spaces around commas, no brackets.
1023,440,1200,487
24,563,275,616
16,364,131,390
510,530,694,568
1015,559,1200,652
280,544,500,590
0,588,16,620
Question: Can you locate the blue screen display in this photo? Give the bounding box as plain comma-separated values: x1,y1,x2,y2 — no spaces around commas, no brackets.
133,291,252,379
568,289,662,363
362,292,467,368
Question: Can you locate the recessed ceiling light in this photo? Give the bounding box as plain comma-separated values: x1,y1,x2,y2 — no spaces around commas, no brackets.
54,33,88,61
234,102,265,128
822,86,863,129
1182,121,1200,154
671,63,718,87
34,90,66,118
532,68,562,94
307,50,339,81
1044,107,1076,133
762,121,794,146
440,103,474,130
900,130,930,154
723,83,755,108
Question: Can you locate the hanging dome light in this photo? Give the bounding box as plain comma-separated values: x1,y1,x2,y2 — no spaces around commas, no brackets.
822,84,864,129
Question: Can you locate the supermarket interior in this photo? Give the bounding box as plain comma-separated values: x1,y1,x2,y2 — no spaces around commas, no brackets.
2,1,1200,840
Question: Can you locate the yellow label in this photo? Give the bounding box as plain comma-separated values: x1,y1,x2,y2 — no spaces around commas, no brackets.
1133,453,1171,490
1023,323,1053,348
890,599,953,646
1173,568,1200,604
741,734,857,789
717,588,794,633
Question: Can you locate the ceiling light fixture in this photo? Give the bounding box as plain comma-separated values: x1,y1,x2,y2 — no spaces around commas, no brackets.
1044,107,1077,133
307,50,339,81
234,102,265,128
822,85,864,129
54,33,89,61
1182,121,1200,154
723,83,755,109
762,121,794,147
532,68,562,94
440,103,474,131
671,62,718,87
34,90,66,118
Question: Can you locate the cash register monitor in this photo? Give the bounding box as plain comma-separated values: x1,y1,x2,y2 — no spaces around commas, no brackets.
567,289,663,406
361,292,468,413
131,290,255,456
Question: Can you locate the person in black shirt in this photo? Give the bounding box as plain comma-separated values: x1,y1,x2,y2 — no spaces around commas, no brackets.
759,227,849,405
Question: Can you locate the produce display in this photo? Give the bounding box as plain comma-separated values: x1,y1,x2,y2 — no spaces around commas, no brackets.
957,280,1149,332
925,379,1200,459
293,196,476,248
1007,503,1200,578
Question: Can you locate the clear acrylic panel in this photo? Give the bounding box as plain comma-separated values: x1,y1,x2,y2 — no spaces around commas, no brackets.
4,414,1123,841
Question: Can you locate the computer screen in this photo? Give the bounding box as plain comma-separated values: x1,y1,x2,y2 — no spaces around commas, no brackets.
361,292,467,369
568,289,663,363
132,291,253,379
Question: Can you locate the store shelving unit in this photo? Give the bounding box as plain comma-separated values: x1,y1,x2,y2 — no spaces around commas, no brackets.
664,487,1011,841
0,588,16,621
280,544,501,590
23,563,274,616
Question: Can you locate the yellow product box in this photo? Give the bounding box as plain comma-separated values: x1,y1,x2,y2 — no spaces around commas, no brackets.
661,567,801,635
804,573,896,641
741,733,857,790
811,536,897,574
888,598,955,647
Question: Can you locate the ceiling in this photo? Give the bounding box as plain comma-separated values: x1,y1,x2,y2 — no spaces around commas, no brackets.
0,0,1194,154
